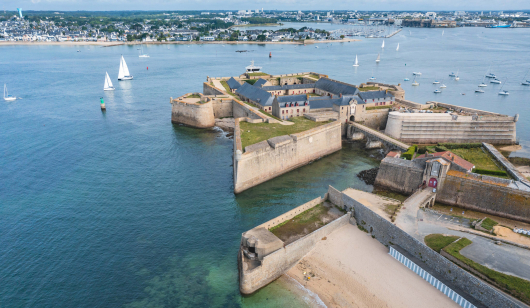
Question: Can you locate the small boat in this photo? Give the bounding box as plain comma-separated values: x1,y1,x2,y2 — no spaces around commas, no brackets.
498,79,509,95
77,50,81,52
486,73,496,78
434,89,441,93
490,79,501,84
375,53,380,63
118,55,133,81
442,30,444,36
139,47,150,58
396,43,399,51
404,78,410,81
315,46,319,48
3,84,17,101
104,72,115,91
449,72,456,77
413,72,422,76
352,54,359,67
475,88,484,93
433,80,440,84
381,40,385,48
369,70,376,80
411,76,419,86
440,81,447,88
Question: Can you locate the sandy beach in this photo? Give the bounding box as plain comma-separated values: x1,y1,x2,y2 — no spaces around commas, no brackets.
0,38,359,47
286,224,459,308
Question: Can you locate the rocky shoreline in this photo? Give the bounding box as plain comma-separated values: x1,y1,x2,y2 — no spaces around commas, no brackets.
357,167,379,185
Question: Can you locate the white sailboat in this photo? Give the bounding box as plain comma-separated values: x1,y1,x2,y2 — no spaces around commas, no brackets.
454,70,460,81
139,47,150,58
352,54,359,67
104,72,115,91
375,53,380,63
479,72,488,87
440,79,447,88
498,79,509,95
442,30,444,36
396,43,399,51
369,70,376,80
521,69,530,85
3,84,16,101
381,40,385,48
118,56,133,81
412,76,419,86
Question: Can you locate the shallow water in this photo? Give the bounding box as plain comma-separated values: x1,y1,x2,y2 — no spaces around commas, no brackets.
1,25,530,307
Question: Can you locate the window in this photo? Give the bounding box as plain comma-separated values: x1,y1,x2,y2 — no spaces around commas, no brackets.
282,110,284,114
297,109,299,112
303,108,305,112
376,103,378,106
390,102,392,104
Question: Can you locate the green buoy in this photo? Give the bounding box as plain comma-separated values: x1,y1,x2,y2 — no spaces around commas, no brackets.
100,97,106,110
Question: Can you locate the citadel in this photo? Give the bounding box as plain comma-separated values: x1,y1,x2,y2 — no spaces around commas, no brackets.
171,63,529,308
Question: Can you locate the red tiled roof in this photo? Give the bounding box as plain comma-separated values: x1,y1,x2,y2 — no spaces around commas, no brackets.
386,151,400,158
415,151,474,171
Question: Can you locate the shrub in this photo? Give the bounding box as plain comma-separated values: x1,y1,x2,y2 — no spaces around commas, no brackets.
481,218,499,231
435,145,449,152
474,169,508,177
439,143,482,149
401,145,417,160
417,146,427,154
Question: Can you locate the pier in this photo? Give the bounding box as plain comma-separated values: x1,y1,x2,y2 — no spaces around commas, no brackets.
385,29,402,38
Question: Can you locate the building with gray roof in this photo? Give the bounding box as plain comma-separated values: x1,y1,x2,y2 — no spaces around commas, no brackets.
357,90,395,104
315,78,359,96
226,77,241,92
235,82,275,109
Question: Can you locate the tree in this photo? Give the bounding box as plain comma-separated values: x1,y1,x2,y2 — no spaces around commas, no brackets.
257,34,266,41
340,35,345,39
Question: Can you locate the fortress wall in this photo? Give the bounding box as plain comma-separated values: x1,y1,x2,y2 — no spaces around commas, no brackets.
239,214,350,294
327,185,344,209
234,121,342,193
203,82,225,96
170,99,215,128
437,175,530,223
433,102,506,116
356,109,389,130
374,158,424,195
212,99,233,118
385,112,517,145
342,192,521,308
254,197,323,230
233,100,266,120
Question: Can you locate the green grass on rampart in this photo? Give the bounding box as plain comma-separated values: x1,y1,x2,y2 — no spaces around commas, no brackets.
449,148,503,172
220,80,237,97
366,105,392,110
424,234,459,253
480,217,498,231
186,94,200,98
239,117,330,150
270,203,336,242
258,109,281,121
247,72,269,77
359,86,381,92
443,238,530,305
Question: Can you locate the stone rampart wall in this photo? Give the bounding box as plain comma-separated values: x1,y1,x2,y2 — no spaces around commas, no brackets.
327,185,344,209
233,101,266,120
374,158,424,194
212,99,233,118
342,192,521,308
234,121,342,193
482,143,530,187
357,109,389,130
254,197,323,230
170,99,215,128
239,214,350,294
203,82,225,96
437,175,530,223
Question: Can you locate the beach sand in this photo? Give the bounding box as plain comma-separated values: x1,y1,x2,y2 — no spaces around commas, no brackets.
286,224,459,308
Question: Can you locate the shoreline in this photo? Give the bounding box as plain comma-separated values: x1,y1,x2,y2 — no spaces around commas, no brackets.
0,38,360,47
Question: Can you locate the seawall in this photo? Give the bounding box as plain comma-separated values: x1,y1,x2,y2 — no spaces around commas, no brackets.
239,214,350,294
374,157,424,194
170,95,215,128
233,120,342,194
342,190,521,308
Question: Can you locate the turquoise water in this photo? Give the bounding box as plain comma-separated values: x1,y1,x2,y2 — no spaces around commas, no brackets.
1,25,530,307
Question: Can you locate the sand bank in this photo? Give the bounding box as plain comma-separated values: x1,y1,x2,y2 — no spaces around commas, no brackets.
286,224,459,308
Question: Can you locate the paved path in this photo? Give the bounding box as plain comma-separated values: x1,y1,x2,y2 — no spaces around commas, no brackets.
395,189,435,239
348,122,410,151
418,209,530,282
212,80,225,92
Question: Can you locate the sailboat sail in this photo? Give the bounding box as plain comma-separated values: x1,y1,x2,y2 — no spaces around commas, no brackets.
121,56,130,77
353,55,359,66
396,43,399,51
376,53,380,62
118,57,125,79
381,40,385,48
104,72,114,90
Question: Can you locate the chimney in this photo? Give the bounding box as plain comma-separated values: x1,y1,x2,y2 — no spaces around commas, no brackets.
340,93,342,98
270,92,273,97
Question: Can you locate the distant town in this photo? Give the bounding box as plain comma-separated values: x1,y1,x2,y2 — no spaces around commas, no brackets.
1,9,529,43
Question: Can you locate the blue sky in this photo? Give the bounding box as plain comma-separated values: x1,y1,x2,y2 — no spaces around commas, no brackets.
2,0,529,12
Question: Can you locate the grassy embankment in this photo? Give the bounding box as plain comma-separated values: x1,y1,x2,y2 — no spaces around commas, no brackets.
366,105,392,110
359,86,380,92
239,116,330,150
247,72,269,77
186,94,200,98
425,234,530,304
270,203,344,243
450,148,510,179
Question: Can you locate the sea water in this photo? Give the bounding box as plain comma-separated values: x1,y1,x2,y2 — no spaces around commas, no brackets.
1,25,530,307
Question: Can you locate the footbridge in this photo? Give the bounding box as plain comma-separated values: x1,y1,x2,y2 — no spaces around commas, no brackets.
346,122,410,152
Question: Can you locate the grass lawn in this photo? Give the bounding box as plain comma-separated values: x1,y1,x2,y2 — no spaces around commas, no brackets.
366,105,392,110
359,86,381,92
270,203,341,244
424,234,459,253
443,238,530,305
258,109,281,121
309,74,320,80
239,117,330,150
450,148,503,172
247,72,269,76
186,94,200,98
481,217,498,231
220,80,237,97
